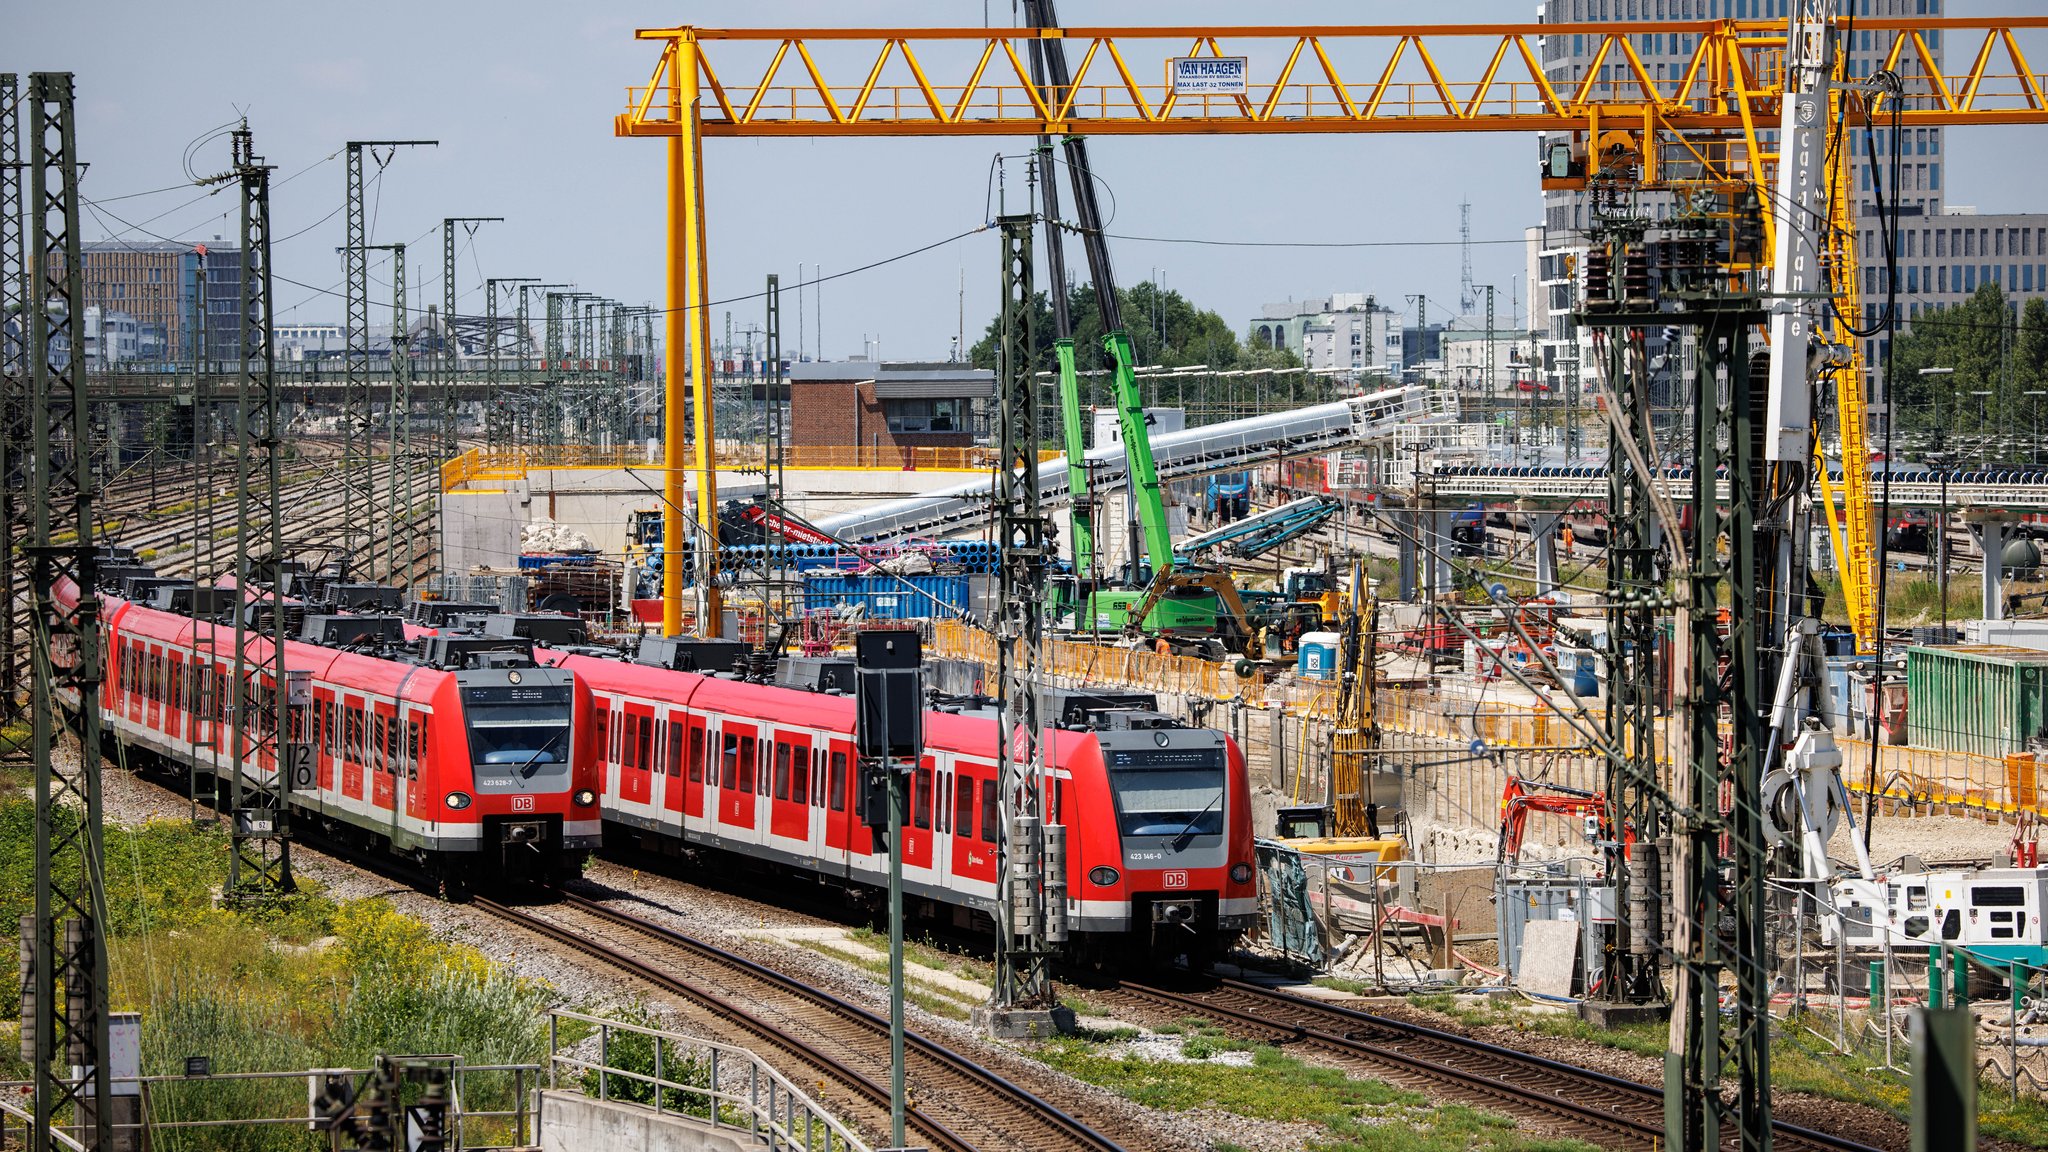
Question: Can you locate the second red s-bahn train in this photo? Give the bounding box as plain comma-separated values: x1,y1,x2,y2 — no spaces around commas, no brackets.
538,640,1258,963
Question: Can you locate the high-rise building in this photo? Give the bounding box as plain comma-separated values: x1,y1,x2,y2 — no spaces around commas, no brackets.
79,240,242,363
1531,1,2045,390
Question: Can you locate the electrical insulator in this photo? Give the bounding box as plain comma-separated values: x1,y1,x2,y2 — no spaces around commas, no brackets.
17,914,35,1064
1043,823,1069,944
1622,245,1653,306
1582,245,1613,306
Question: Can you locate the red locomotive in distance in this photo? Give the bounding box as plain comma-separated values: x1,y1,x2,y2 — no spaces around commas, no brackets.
540,636,1259,967
54,567,601,890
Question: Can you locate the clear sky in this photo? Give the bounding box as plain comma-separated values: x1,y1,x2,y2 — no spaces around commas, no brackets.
9,1,2043,359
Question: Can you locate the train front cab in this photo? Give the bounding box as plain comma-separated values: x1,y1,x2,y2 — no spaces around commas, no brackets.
449,664,601,877
1072,724,1257,964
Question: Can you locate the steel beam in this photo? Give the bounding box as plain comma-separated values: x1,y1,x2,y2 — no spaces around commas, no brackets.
24,71,111,1152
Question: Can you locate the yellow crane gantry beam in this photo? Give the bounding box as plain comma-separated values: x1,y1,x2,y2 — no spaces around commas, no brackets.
619,17,2048,641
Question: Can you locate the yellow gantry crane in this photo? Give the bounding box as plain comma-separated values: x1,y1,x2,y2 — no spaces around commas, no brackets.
615,16,2048,645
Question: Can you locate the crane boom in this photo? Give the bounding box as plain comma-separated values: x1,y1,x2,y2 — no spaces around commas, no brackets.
1025,0,1175,581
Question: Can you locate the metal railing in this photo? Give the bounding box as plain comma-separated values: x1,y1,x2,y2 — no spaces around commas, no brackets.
547,1009,867,1152
0,1098,87,1152
0,1059,536,1150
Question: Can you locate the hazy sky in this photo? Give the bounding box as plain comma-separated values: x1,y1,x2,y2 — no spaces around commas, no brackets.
10,1,2044,359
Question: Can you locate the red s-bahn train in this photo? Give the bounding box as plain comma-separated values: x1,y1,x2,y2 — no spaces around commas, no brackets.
53,573,601,886
537,639,1259,964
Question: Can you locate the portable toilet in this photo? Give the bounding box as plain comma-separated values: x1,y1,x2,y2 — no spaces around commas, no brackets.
1297,632,1341,679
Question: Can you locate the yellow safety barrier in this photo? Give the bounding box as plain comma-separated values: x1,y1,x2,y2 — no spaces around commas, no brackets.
442,444,1062,491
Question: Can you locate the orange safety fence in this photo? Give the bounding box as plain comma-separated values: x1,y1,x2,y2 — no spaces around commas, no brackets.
933,618,2048,823
442,444,1062,490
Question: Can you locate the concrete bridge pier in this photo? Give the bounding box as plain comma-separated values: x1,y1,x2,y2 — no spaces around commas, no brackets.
1396,510,1419,601
1524,508,1567,597
1968,513,2015,622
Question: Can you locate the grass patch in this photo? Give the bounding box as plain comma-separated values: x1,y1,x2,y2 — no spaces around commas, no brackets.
1037,1037,1598,1152
0,795,558,1150
1406,994,1668,1059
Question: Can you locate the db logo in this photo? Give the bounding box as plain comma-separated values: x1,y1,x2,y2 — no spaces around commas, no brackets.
1163,871,1189,889
512,795,535,812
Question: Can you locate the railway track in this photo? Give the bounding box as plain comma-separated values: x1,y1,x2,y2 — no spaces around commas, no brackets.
472,890,1127,1152
1108,978,1882,1152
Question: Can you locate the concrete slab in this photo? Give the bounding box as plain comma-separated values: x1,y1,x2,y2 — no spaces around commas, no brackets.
1517,919,1581,998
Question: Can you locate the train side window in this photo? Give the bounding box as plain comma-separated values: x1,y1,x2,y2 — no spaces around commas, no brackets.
405,719,422,780
667,720,684,778
1053,778,1064,825
937,771,950,833
622,714,637,770
739,735,756,794
637,714,652,771
720,733,738,789
955,777,975,839
774,742,791,801
829,751,847,813
689,726,706,783
386,711,398,767
373,714,387,772
792,746,808,805
913,764,932,831
981,781,999,844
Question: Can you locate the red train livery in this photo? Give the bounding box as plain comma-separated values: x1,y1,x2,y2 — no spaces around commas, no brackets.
540,645,1259,962
60,576,601,885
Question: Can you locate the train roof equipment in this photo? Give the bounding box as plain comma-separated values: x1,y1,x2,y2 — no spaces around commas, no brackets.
634,634,749,675
298,614,407,651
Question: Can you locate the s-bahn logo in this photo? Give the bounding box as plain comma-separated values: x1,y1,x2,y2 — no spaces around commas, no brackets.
1163,870,1189,889
512,795,535,812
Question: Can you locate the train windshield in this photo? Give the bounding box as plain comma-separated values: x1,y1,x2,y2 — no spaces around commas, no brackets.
1108,765,1226,838
462,679,573,792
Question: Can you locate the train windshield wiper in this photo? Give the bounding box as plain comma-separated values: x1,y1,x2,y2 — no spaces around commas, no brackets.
1169,791,1223,851
515,727,568,780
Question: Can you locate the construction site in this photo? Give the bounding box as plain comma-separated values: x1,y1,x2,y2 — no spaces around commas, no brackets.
9,5,2048,1152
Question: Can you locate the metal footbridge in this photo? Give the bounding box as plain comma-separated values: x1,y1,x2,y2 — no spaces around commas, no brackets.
813,385,1455,545
1421,463,2048,513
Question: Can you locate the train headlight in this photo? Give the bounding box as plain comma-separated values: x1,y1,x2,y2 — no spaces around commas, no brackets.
1229,862,1254,885
1088,866,1120,888
573,788,598,807
444,792,472,811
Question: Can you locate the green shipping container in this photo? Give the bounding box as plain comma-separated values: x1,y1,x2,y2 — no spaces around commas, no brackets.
1905,644,2048,758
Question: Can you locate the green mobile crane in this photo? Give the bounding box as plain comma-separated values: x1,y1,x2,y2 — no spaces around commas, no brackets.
1025,0,1247,653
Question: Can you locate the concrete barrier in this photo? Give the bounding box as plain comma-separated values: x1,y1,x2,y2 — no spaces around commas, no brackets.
536,1089,759,1152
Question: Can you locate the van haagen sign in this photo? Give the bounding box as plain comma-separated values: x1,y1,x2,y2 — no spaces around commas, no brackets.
1167,56,1249,96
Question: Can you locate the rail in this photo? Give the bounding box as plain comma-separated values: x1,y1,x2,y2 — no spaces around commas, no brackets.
548,1009,868,1152
441,443,1060,490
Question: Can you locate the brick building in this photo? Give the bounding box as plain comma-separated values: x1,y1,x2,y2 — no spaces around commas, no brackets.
788,360,992,450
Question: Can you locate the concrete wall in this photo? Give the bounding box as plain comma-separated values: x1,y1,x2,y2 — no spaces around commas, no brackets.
536,1089,757,1152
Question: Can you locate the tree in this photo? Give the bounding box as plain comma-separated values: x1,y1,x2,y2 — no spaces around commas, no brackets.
968,280,1297,377
1885,282,2015,441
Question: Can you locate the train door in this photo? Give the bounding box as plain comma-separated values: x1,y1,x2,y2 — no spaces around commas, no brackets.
769,732,811,844
340,695,365,805
620,702,654,807
660,714,684,820
163,653,184,742
716,720,758,832
821,739,861,862
370,702,397,814
950,762,998,885
682,715,707,822
900,755,935,873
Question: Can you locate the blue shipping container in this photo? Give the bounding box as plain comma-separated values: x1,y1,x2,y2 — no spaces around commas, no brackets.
802,573,970,620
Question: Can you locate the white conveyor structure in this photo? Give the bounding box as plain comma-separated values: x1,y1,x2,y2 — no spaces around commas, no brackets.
813,385,1457,546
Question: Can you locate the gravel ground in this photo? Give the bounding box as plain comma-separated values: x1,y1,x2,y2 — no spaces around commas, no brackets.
95,764,1301,1152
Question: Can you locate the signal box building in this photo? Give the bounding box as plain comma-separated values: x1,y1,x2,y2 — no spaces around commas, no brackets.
787,360,993,451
